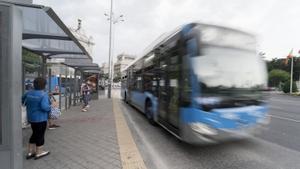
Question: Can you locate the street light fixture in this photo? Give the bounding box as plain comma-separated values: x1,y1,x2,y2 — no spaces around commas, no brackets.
105,13,124,24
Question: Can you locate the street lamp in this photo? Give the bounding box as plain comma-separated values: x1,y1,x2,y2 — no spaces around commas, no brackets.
113,15,124,24
105,0,124,98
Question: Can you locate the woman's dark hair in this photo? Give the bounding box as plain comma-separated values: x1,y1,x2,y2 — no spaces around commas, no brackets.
33,77,47,90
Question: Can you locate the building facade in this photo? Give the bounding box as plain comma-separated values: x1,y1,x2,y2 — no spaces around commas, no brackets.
101,62,109,74
69,20,94,56
113,54,135,78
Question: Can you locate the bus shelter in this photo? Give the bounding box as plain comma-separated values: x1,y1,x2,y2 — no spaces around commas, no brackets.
62,59,101,102
0,2,98,169
45,59,100,112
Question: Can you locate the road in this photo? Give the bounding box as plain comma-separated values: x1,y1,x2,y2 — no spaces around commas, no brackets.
257,93,300,153
115,91,300,169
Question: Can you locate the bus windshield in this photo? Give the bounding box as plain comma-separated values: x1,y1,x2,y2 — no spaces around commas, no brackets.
191,45,267,95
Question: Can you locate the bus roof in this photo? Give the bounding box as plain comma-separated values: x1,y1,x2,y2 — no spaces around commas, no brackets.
121,25,183,72
121,22,255,72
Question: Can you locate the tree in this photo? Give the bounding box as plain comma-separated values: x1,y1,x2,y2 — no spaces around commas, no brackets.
102,73,109,80
267,58,289,72
282,80,298,93
268,69,290,87
113,72,121,82
267,57,300,81
22,49,42,73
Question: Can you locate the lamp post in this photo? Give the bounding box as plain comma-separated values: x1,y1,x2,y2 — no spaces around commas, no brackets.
107,0,113,98
105,0,124,98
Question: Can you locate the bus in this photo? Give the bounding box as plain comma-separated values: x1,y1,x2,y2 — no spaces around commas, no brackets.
48,76,66,94
121,23,270,144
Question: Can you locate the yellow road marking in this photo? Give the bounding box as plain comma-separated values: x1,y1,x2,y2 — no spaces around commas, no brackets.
113,98,148,169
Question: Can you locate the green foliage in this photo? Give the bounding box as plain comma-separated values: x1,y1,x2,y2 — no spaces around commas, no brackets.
282,80,298,93
113,77,121,82
267,57,300,81
267,58,288,72
113,76,121,82
22,49,41,73
268,69,290,87
113,72,121,82
102,73,109,80
23,49,41,64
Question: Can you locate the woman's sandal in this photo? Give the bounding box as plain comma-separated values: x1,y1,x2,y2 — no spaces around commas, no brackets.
26,153,36,160
34,151,50,160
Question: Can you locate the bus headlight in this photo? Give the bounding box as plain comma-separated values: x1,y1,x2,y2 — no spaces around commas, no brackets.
190,123,218,135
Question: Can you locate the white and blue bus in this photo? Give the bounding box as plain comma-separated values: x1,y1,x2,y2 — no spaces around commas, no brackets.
121,23,270,144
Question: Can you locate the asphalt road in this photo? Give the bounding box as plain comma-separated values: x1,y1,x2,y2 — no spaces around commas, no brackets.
258,93,300,152
116,91,300,169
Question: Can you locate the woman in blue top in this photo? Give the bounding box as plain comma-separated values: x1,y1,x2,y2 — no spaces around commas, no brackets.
22,77,51,160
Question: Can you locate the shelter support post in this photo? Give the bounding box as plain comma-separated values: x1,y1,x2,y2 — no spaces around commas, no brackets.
59,73,62,110
48,68,51,93
41,56,47,79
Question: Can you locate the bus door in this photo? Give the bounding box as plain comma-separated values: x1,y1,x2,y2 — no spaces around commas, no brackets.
167,48,181,129
158,41,181,133
131,60,144,109
127,67,133,102
158,54,168,121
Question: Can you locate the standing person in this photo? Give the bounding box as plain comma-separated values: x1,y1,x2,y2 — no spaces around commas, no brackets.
22,77,51,160
80,80,90,112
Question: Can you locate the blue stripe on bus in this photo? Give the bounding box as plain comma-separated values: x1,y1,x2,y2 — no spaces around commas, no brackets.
131,91,146,111
182,24,194,35
144,92,159,120
183,24,203,108
186,37,202,108
180,105,268,129
130,91,158,117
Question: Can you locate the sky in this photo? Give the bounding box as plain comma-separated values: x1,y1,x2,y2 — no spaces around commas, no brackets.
34,0,300,64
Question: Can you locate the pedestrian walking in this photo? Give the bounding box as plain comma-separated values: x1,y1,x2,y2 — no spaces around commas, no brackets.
22,77,51,160
80,80,90,112
86,75,97,103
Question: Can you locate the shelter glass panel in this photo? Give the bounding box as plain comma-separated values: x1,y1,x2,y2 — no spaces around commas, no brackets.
0,7,9,145
19,6,67,36
22,39,82,53
0,10,3,145
19,6,86,58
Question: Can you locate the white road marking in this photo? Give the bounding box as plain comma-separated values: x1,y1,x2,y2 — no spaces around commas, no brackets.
269,105,285,110
269,115,300,123
270,98,300,105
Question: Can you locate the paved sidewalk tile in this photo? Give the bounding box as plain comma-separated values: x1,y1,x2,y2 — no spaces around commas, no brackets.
23,98,122,169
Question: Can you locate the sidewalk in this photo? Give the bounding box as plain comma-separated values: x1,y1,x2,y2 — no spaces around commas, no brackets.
23,98,122,169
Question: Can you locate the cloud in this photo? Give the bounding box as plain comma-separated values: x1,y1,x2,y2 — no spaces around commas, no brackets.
34,0,300,63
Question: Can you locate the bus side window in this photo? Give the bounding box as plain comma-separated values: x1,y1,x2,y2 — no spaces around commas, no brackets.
142,53,156,93
129,67,134,90
132,66,137,90
137,76,142,90
133,60,143,91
